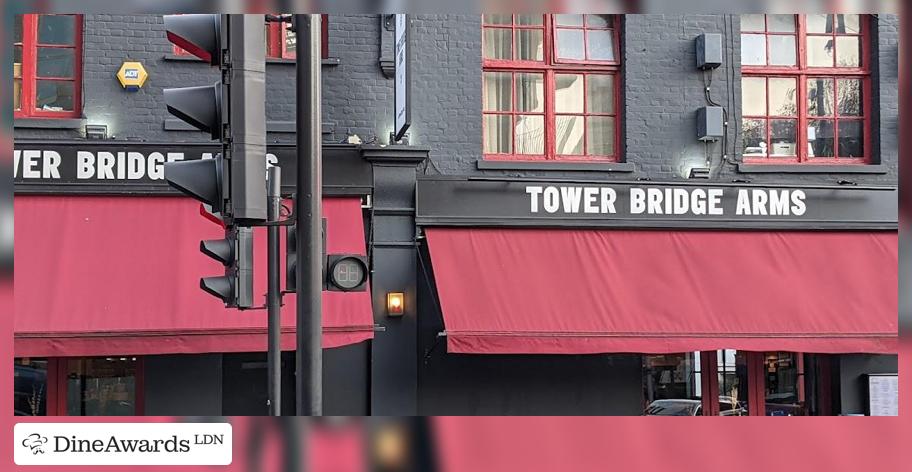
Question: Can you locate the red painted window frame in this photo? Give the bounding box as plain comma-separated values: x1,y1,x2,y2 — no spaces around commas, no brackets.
741,14,872,164
46,357,145,416
14,14,83,119
482,14,622,162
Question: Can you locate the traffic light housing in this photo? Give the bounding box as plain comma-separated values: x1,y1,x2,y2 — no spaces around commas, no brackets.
162,14,267,223
200,226,254,308
286,217,367,292
162,14,267,308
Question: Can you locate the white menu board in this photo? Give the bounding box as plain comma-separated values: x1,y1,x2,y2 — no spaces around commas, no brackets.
867,374,898,416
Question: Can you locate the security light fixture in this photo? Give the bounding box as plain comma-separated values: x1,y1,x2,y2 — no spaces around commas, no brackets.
85,124,108,140
689,167,711,179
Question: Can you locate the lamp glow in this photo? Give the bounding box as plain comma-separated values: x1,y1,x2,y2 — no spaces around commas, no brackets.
387,292,404,316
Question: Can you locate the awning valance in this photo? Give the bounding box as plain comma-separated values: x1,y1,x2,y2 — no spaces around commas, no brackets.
15,196,374,357
425,228,897,355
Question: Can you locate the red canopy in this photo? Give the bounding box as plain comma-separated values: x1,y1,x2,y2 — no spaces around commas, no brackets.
425,228,897,354
14,196,374,357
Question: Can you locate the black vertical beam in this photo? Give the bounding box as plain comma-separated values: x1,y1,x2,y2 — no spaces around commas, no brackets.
295,14,323,416
266,166,282,416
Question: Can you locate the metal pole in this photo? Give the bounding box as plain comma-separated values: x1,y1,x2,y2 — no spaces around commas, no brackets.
266,165,282,416
295,14,322,416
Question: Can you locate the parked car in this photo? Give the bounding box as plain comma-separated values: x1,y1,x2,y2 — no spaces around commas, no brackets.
644,397,746,416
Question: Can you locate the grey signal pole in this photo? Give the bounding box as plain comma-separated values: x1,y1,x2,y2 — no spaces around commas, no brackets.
266,165,282,416
295,14,323,416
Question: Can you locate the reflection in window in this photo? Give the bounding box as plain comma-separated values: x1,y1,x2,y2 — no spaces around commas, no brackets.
643,353,703,416
741,14,869,163
15,358,47,416
482,15,619,161
764,352,806,416
66,357,138,416
717,350,749,416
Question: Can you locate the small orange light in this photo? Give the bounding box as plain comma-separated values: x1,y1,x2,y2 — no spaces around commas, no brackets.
387,292,405,316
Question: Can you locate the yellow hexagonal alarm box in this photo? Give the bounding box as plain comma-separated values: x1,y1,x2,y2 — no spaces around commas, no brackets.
116,61,148,91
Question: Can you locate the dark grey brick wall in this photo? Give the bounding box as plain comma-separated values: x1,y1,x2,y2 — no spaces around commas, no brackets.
14,14,898,186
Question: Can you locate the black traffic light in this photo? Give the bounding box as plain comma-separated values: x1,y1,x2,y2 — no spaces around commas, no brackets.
200,226,254,308
162,14,267,223
286,217,367,292
163,14,267,308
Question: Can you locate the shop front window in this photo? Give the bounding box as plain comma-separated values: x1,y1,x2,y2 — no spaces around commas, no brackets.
764,352,806,416
716,350,749,416
14,358,48,416
66,357,139,416
643,353,703,415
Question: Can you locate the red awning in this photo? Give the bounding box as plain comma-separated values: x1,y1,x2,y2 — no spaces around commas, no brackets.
425,228,897,355
14,195,374,357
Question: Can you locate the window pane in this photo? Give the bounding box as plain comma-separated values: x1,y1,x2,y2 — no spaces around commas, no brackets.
66,358,138,416
555,74,584,113
586,14,612,28
515,115,544,154
515,15,542,26
515,73,544,112
483,114,512,154
741,34,767,65
764,353,805,416
768,78,797,116
587,75,615,114
808,120,835,157
285,28,296,56
14,15,23,43
807,36,834,67
587,116,615,156
587,29,616,61
807,78,834,116
742,119,768,156
36,80,74,111
483,28,512,60
556,116,584,155
14,79,22,111
740,14,765,32
767,15,796,33
838,121,864,157
15,359,47,416
768,35,796,66
38,15,75,45
14,45,22,68
515,29,543,61
835,36,861,67
37,47,75,78
556,29,585,60
643,354,703,416
555,14,584,26
483,15,511,25
717,350,750,416
483,72,512,111
742,77,767,116
806,14,832,34
770,119,797,156
837,79,863,116
835,14,861,34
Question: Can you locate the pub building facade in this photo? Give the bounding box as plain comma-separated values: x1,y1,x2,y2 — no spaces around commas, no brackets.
13,13,898,416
